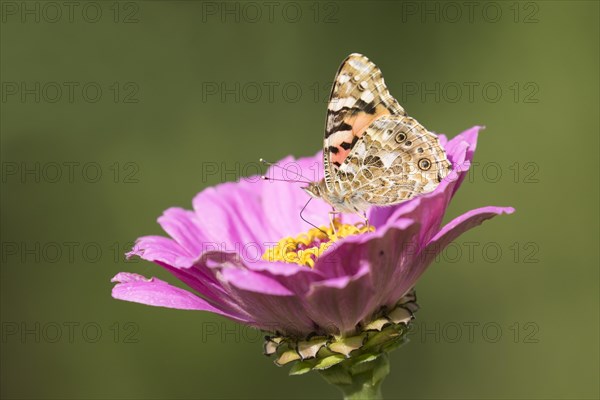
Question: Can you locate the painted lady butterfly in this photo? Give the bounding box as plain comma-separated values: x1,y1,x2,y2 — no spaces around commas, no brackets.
303,53,451,218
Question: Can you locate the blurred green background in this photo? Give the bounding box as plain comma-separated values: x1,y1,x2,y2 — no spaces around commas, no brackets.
1,1,598,399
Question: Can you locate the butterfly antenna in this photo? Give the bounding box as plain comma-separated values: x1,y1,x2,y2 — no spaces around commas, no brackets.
300,197,327,235
259,158,313,184
261,176,311,184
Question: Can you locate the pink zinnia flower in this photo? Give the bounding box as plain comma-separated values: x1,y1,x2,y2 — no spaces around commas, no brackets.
111,126,513,396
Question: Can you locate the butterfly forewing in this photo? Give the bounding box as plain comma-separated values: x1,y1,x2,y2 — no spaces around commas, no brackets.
320,53,452,211
323,53,406,192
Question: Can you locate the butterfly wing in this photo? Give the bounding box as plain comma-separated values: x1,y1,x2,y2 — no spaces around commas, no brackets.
334,115,451,206
323,53,406,191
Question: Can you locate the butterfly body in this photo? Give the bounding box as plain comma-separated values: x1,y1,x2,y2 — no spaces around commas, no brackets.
304,53,451,215
303,179,371,213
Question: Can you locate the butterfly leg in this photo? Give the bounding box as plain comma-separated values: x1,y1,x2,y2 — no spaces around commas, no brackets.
328,209,339,236
362,211,370,230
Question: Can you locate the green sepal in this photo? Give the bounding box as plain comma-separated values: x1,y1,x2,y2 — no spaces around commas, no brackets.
314,354,346,370
275,349,301,366
381,334,409,353
263,288,418,387
363,317,390,331
329,334,365,356
349,353,379,369
362,325,399,349
289,360,316,375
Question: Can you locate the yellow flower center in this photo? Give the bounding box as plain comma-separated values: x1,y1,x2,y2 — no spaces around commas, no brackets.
262,219,375,268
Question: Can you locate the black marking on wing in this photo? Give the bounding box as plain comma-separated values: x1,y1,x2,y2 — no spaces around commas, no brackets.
325,118,352,139
329,121,353,135
325,106,373,139
355,99,376,114
328,106,355,116
328,146,339,154
339,136,359,150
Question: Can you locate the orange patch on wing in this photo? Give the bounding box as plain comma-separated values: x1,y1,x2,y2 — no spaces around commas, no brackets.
329,130,354,165
349,105,392,137
331,107,391,166
329,104,390,165
350,112,383,137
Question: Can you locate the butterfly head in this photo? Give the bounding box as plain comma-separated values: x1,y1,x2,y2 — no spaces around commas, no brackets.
302,180,326,200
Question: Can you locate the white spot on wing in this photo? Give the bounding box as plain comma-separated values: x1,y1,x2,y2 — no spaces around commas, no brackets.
371,119,388,130
381,152,398,168
328,96,356,112
360,90,375,103
342,163,358,175
349,58,369,73
353,141,367,157
328,130,353,143
338,74,351,84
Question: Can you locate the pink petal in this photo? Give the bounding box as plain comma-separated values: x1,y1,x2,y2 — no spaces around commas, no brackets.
387,206,515,302
305,264,374,335
220,268,294,296
429,206,515,247
157,208,209,257
111,272,245,321
127,235,195,268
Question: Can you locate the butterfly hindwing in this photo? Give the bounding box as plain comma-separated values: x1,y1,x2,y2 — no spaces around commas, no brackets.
323,53,406,191
334,115,451,205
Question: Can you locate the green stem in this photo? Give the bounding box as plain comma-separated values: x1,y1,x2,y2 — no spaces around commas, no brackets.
319,354,390,400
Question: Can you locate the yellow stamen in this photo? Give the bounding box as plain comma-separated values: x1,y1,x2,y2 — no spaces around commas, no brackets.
262,219,375,268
